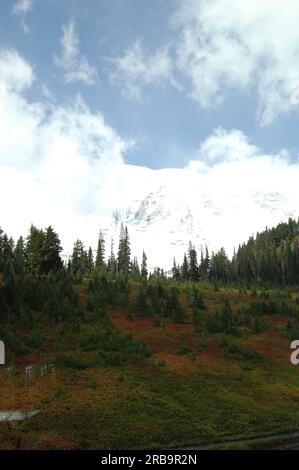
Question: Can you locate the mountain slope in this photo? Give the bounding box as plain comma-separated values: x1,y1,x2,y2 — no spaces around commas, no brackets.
92,165,297,270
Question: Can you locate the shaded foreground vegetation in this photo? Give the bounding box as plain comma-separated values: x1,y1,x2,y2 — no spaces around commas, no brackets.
1,270,299,449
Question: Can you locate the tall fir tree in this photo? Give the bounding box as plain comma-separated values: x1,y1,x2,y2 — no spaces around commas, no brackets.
14,236,25,275
188,242,199,281
41,226,63,274
199,246,210,280
70,239,86,278
107,238,117,274
141,250,148,278
117,224,131,275
131,256,140,276
181,253,189,281
87,247,94,274
172,258,181,281
25,225,45,275
0,229,13,273
95,230,106,271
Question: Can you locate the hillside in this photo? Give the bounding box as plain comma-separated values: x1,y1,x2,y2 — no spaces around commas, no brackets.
1,219,299,450
1,278,299,450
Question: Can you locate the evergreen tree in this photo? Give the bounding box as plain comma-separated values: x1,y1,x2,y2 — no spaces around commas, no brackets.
14,236,25,275
172,258,181,281
87,247,94,274
41,226,63,274
181,253,189,281
25,225,45,275
141,250,148,278
70,239,86,278
188,242,199,281
107,238,117,274
95,230,105,271
117,224,131,275
0,233,14,270
199,247,210,280
151,267,166,279
131,256,140,276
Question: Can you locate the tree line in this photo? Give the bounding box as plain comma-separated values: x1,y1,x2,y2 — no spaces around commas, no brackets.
173,218,299,286
0,222,149,282
1,217,299,286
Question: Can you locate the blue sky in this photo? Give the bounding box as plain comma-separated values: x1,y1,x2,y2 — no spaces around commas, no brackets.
2,0,299,169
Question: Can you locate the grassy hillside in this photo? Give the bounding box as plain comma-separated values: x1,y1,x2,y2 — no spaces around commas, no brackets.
1,280,299,449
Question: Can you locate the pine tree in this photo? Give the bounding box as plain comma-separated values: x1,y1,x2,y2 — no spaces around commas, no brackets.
107,238,117,274
41,226,63,274
181,253,189,281
0,234,14,270
131,256,140,276
25,225,45,275
188,242,199,281
87,247,94,274
199,247,210,279
141,250,148,278
95,230,105,271
14,236,25,275
172,258,180,281
70,239,86,278
117,224,131,275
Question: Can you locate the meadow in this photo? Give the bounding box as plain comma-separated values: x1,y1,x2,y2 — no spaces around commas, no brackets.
1,278,299,450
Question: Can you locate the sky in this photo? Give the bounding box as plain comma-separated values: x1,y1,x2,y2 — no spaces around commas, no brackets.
1,0,299,258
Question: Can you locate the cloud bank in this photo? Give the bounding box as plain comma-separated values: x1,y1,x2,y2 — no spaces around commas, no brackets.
109,0,299,125
0,48,130,253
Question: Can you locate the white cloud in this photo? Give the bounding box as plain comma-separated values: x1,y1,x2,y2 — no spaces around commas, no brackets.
196,128,258,165
12,0,34,33
12,0,33,14
186,128,294,202
0,48,131,252
0,49,34,92
107,41,179,101
172,0,299,125
109,1,299,123
54,21,98,86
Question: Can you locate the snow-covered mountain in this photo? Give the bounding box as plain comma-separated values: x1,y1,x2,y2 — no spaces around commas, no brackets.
88,164,297,271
